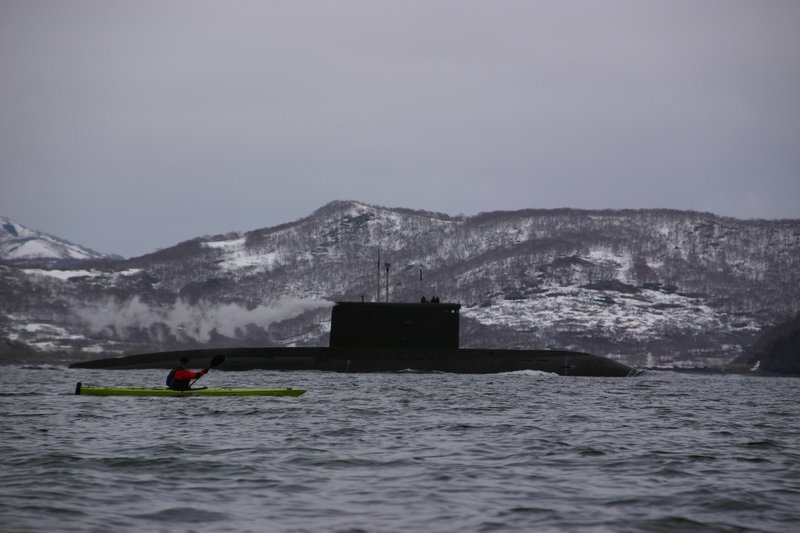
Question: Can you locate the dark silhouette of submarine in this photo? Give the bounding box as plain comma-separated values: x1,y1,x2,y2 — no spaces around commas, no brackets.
71,301,639,376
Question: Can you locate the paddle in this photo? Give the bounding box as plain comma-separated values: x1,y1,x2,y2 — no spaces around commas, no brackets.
190,354,226,387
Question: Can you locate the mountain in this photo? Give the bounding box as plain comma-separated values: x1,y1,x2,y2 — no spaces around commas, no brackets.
0,217,118,264
2,201,799,370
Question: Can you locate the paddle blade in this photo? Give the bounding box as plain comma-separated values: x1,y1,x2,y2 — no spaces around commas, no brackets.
210,354,226,368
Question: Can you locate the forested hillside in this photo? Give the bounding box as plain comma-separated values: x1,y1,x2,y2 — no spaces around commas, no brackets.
2,201,799,369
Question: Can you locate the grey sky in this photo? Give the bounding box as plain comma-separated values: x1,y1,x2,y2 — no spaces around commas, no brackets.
1,1,798,258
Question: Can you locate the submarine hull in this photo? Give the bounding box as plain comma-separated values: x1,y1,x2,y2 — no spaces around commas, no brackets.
69,301,640,376
70,346,638,377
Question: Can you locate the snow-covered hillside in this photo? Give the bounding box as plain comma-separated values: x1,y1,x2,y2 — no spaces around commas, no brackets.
1,201,799,368
0,217,113,262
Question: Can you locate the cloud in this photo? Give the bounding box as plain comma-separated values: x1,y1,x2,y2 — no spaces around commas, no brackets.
76,296,333,342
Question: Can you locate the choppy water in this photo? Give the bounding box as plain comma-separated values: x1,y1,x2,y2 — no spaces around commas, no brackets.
1,365,799,533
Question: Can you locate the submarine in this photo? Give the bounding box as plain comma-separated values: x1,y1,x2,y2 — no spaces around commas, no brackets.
70,300,639,376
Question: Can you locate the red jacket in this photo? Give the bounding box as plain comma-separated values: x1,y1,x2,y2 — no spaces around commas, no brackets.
174,368,205,381
170,367,207,390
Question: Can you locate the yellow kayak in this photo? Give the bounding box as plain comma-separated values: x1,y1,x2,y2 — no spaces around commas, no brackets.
74,382,305,397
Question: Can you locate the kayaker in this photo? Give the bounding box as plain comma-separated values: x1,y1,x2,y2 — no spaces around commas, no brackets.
167,357,210,390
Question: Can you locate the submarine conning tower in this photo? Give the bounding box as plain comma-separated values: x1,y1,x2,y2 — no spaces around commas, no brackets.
329,301,461,349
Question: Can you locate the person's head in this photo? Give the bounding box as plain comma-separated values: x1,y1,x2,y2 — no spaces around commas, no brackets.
179,356,189,367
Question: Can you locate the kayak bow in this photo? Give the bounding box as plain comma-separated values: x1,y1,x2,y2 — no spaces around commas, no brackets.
74,382,305,397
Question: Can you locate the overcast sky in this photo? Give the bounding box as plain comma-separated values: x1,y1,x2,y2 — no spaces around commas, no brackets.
1,1,798,258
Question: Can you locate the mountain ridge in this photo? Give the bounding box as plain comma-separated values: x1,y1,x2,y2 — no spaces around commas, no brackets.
0,216,120,264
2,200,799,370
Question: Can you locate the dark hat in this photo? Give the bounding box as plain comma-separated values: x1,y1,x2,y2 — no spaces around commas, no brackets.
179,356,189,364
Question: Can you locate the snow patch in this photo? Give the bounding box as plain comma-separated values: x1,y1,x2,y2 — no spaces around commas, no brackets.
202,237,246,249
22,269,104,280
219,252,282,271
21,268,140,281
201,237,286,272
463,287,759,341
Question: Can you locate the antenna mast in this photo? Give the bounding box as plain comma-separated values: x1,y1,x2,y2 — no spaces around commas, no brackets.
384,262,391,302
376,250,381,303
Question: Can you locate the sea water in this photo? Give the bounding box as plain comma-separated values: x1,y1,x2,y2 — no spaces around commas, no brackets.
1,365,798,533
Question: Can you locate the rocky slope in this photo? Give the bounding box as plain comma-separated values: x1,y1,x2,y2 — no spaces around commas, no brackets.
2,201,799,369
730,313,800,375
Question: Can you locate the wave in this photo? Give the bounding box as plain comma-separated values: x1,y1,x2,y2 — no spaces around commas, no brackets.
498,369,559,378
